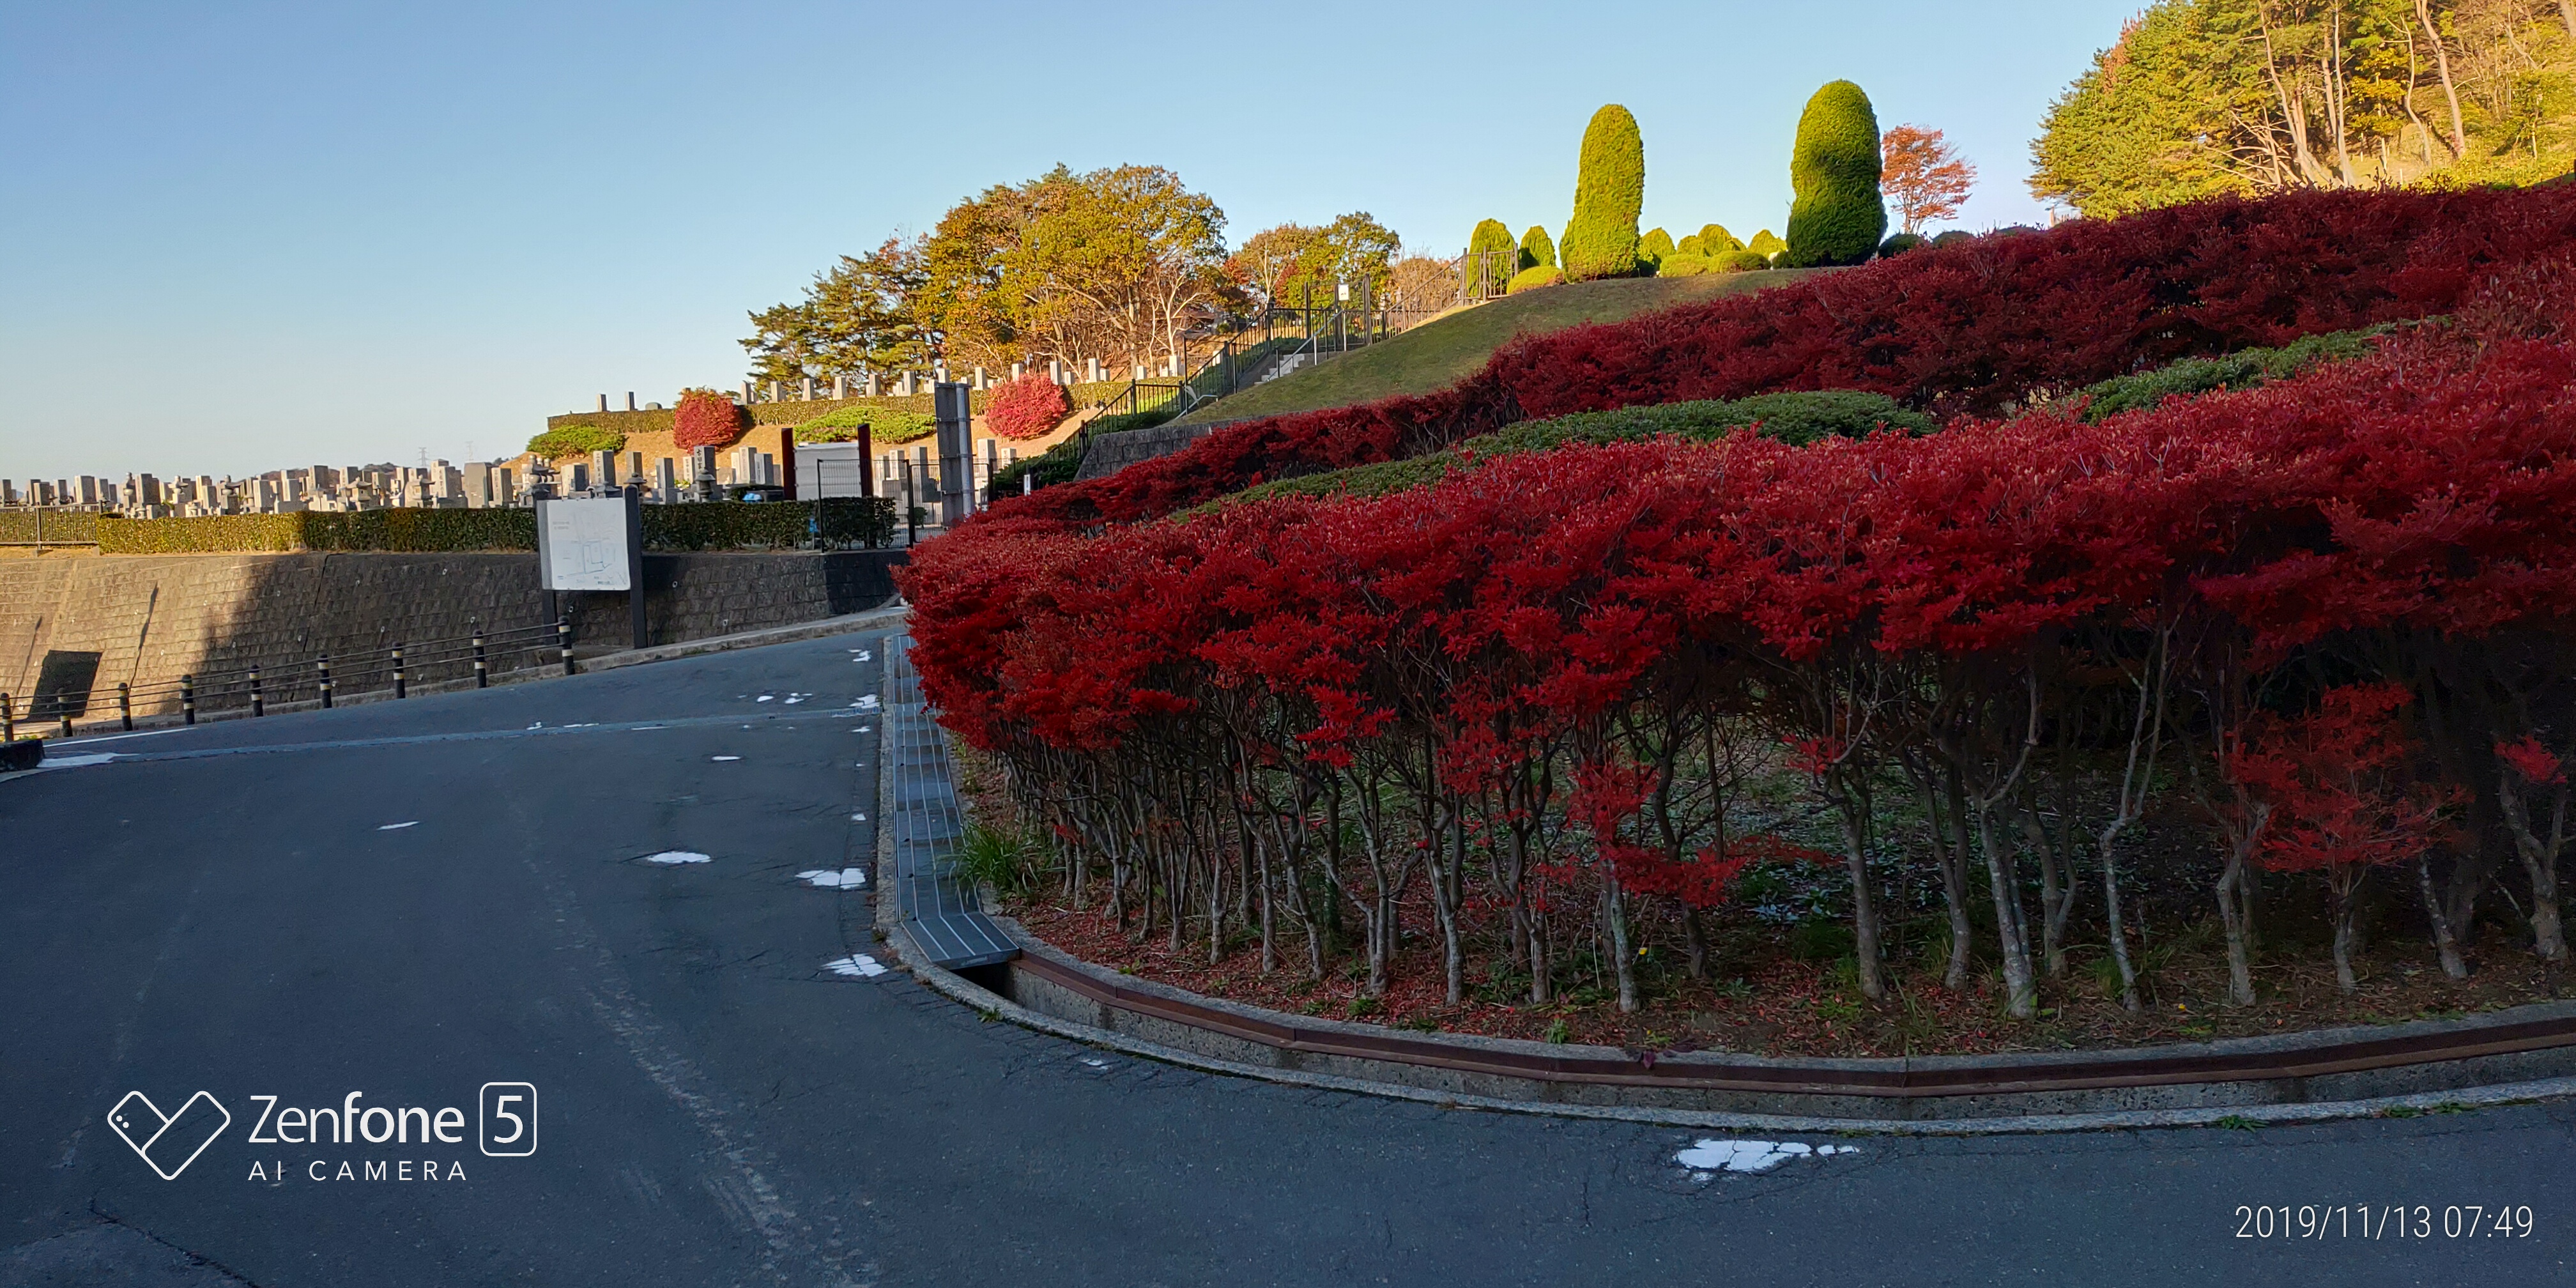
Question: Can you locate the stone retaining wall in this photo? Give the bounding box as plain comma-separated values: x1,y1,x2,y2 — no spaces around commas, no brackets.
0,549,903,720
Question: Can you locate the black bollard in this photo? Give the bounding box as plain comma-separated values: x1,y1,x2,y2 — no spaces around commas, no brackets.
180,675,195,726
249,664,264,717
558,617,575,676
392,643,407,699
118,682,132,732
472,629,488,689
318,654,334,709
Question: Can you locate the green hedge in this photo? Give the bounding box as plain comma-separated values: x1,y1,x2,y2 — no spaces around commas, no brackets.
988,436,1085,503
1207,390,1931,511
0,510,101,544
546,383,1135,441
95,500,897,555
2074,326,2389,421
795,404,938,444
1506,266,1565,293
527,424,627,458
1518,224,1556,271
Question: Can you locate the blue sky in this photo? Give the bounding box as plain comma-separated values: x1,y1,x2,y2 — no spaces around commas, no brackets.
1,0,2138,481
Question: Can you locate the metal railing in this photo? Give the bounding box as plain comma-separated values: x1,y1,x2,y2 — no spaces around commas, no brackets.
1,619,577,740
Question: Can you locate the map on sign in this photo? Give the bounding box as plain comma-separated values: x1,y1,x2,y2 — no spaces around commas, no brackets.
538,497,632,591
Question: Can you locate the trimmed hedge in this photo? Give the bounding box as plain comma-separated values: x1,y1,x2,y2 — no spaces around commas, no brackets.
1518,224,1556,270
1877,232,1928,258
1715,249,1773,272
1562,104,1644,281
1746,229,1786,257
988,436,1085,503
795,404,937,444
0,510,100,544
93,500,896,555
1506,266,1565,294
527,423,627,458
1657,254,1716,277
1638,227,1675,273
2074,325,2390,421
1468,218,1516,259
1784,80,1887,268
1698,223,1744,253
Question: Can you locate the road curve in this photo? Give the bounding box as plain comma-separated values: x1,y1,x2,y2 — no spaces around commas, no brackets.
3,631,2570,1287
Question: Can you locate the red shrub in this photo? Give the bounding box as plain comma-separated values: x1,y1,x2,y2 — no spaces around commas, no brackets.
985,375,1072,441
673,388,749,450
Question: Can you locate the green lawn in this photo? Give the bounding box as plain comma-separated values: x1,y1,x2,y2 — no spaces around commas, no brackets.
1176,269,1823,425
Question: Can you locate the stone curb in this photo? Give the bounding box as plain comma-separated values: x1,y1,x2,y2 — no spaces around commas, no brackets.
866,641,2576,1135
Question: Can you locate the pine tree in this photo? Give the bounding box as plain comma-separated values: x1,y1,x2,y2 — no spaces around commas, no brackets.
1784,80,1887,268
1561,105,1644,280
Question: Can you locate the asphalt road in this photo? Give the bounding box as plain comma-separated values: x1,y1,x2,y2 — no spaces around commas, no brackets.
3,630,2572,1287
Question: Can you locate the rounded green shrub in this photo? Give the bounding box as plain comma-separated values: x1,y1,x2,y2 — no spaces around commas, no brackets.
1784,80,1887,268
1878,232,1928,258
1518,224,1556,270
1715,249,1772,272
526,423,626,459
1656,254,1714,277
1745,229,1786,258
1469,218,1515,258
1505,266,1565,294
1698,224,1744,254
1561,104,1644,281
1637,227,1675,274
1932,229,1975,247
1676,234,1705,256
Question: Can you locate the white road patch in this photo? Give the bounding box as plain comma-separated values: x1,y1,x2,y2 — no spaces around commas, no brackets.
527,722,544,730
1080,1057,1110,1070
377,821,418,831
825,954,888,978
783,697,804,705
756,695,774,703
797,868,868,889
42,753,118,769
632,725,667,731
1675,1139,1857,1176
641,851,712,865
710,755,742,762
850,813,867,822
850,695,880,710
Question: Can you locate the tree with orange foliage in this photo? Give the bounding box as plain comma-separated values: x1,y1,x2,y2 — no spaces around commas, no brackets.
1879,125,1975,234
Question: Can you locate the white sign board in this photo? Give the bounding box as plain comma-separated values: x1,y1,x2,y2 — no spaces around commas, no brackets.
538,497,632,591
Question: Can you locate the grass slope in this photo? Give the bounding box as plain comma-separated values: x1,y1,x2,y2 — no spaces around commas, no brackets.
1177,270,1821,425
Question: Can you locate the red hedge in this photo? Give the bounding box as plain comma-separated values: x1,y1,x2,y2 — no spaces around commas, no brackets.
986,374,1073,441
673,388,749,450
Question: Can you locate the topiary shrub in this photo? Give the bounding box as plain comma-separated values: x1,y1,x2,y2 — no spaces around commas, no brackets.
1931,229,1975,247
1698,223,1744,253
526,423,626,459
673,388,751,450
1561,104,1644,281
1746,229,1786,258
1784,80,1887,268
1878,232,1928,258
1518,224,1556,270
1638,227,1675,275
1657,254,1715,277
1715,249,1773,272
793,404,937,444
1506,266,1565,294
1676,234,1705,256
986,374,1075,441
1469,218,1515,259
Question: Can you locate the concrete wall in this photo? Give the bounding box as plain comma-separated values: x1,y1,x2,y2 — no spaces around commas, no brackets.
0,549,903,721
1073,420,1229,480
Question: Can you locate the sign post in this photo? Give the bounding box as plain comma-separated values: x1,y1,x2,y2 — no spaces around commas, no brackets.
536,490,648,650
933,381,974,526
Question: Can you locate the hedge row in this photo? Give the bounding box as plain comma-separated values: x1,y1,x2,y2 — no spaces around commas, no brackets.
93,500,896,554
0,510,101,544
544,383,1134,438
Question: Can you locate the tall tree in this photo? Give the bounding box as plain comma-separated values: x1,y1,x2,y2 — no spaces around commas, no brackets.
1561,104,1644,280
1008,164,1229,373
740,237,928,383
1880,125,1978,233
1784,80,1887,267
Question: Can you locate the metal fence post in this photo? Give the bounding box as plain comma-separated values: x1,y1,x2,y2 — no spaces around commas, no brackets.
249,664,264,717
118,682,132,732
472,629,488,689
558,617,576,675
318,654,334,709
392,643,407,699
180,675,195,726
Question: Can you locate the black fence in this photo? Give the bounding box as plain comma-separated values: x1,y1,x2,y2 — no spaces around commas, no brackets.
1,619,577,740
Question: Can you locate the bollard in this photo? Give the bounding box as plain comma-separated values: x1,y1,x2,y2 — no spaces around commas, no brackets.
2,691,13,743
180,675,196,726
57,693,72,739
558,617,576,676
472,629,488,688
118,682,133,732
392,643,407,699
249,664,264,717
318,654,334,709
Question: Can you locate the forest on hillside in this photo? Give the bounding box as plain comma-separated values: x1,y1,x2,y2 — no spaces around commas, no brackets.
2033,0,2576,216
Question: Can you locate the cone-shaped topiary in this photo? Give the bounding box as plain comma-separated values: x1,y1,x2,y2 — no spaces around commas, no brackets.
1519,224,1556,271
1783,80,1887,268
1698,223,1744,254
1561,104,1644,280
1469,218,1515,259
1676,234,1705,256
1747,229,1786,259
1640,227,1675,262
